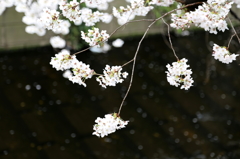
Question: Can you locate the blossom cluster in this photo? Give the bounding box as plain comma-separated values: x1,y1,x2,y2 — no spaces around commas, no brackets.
170,0,233,34
93,113,129,138
166,58,194,90
212,44,239,64
96,65,128,88
50,49,94,87
59,0,82,23
81,28,110,47
113,0,154,25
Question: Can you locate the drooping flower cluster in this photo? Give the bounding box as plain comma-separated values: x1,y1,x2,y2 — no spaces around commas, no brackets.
93,113,129,138
166,58,194,90
50,49,95,87
81,28,110,47
212,44,239,64
171,0,233,34
50,49,78,71
96,65,128,88
69,61,94,87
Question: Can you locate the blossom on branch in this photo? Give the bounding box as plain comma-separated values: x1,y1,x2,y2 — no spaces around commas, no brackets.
39,8,63,32
96,65,128,88
212,44,239,64
93,113,129,138
113,0,153,25
69,61,94,87
81,28,109,47
59,0,82,23
50,49,77,71
166,58,194,90
170,0,233,34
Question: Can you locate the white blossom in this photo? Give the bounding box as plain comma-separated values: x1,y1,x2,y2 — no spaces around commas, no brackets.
81,28,109,47
39,8,63,32
50,49,77,71
93,113,129,138
113,0,153,25
96,65,128,88
63,70,73,79
69,61,94,87
166,58,194,90
170,0,233,34
90,42,111,53
59,0,82,23
112,38,124,48
212,44,239,64
50,36,66,48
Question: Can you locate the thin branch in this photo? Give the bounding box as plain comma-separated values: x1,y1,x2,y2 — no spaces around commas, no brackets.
162,18,179,61
73,46,91,55
117,2,203,115
227,33,236,49
121,58,134,67
228,17,240,44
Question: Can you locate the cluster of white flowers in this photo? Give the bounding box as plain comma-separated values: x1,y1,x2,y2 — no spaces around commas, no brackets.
0,0,60,36
81,8,112,26
96,65,128,88
50,49,95,87
113,0,153,25
171,0,233,34
50,36,66,48
84,0,114,10
149,0,175,7
69,61,94,87
166,58,194,90
39,8,63,32
81,28,110,47
59,0,82,23
212,44,239,64
50,49,78,71
93,113,129,138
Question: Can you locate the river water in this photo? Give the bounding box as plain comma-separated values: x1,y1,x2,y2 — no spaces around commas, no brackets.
0,30,240,159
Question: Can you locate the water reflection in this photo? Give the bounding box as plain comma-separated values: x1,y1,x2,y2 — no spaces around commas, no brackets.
0,31,240,158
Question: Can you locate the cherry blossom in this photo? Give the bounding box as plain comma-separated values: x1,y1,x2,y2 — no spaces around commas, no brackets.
170,0,233,34
96,65,128,88
81,28,110,47
50,36,66,48
212,44,239,64
59,0,82,23
166,58,194,90
93,113,129,138
50,49,77,71
69,61,94,87
112,38,124,48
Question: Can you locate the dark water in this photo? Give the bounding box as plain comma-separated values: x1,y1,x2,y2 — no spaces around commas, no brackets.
0,31,240,159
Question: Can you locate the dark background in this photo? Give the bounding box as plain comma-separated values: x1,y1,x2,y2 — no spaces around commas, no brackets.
0,30,240,159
